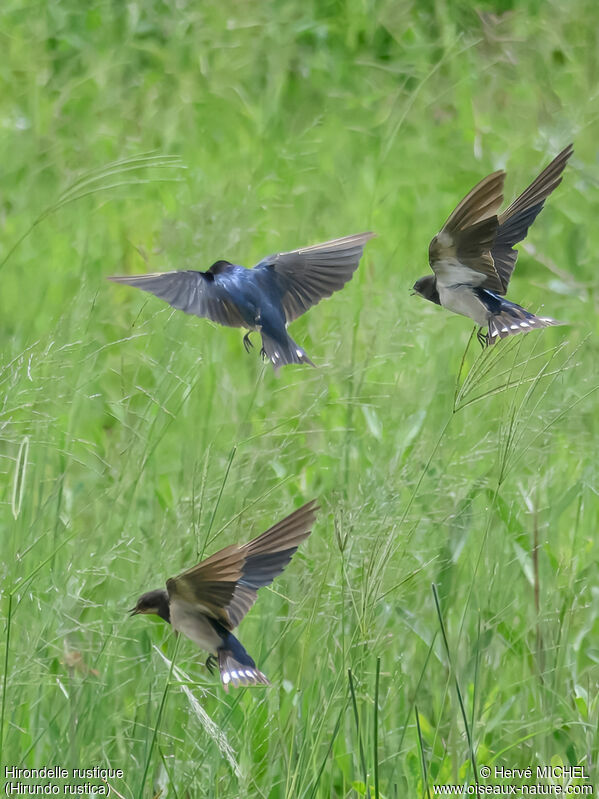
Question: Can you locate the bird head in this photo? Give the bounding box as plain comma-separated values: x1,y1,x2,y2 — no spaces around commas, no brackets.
129,589,168,618
412,275,441,306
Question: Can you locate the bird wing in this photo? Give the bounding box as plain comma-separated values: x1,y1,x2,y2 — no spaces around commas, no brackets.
166,499,319,631
108,263,246,328
253,233,375,323
429,171,506,293
492,144,573,293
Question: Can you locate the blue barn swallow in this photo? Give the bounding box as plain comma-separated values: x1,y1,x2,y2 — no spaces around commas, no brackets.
129,500,318,690
412,145,572,345
110,233,374,372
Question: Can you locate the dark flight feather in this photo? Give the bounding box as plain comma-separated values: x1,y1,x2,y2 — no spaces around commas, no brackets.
108,269,245,327
255,233,375,323
428,146,573,296
491,144,573,293
438,170,505,234
166,499,318,630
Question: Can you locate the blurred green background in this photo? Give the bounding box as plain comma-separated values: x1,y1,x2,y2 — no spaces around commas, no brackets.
1,0,598,796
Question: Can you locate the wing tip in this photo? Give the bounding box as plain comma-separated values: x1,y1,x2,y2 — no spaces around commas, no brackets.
285,497,320,523
558,142,575,159
243,498,319,556
107,272,165,284
296,230,377,253
300,497,320,519
440,169,506,234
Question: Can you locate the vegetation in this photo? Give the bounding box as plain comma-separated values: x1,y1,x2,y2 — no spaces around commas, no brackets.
1,0,597,796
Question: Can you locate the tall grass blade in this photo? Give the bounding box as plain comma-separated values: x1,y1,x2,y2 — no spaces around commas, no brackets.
0,153,185,273
348,668,370,798
415,705,431,799
11,436,29,520
373,657,381,799
432,583,478,784
153,647,241,779
138,636,181,799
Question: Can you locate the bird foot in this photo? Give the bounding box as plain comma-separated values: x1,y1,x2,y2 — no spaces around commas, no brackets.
260,347,267,361
205,655,217,674
476,328,488,348
243,332,253,353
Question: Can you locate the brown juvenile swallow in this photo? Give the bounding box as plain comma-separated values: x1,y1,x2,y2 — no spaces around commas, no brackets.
130,499,318,690
412,144,573,345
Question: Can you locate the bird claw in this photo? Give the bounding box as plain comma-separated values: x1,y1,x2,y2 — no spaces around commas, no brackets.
205,655,217,674
260,347,267,361
243,332,253,353
477,328,488,348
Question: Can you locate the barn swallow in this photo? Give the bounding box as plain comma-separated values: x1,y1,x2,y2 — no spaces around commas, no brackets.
129,499,318,690
110,233,374,372
412,145,573,345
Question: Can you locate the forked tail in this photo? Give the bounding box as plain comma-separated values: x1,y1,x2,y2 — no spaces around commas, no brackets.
260,331,315,374
487,302,563,345
217,634,269,691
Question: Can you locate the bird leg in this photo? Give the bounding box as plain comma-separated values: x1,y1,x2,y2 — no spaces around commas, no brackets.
205,654,217,674
243,332,254,352
260,346,268,361
476,327,488,348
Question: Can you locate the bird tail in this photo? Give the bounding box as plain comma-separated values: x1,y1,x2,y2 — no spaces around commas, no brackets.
217,634,269,691
260,332,315,374
487,302,564,345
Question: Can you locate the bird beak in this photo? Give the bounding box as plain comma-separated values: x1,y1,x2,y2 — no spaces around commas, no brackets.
128,607,139,616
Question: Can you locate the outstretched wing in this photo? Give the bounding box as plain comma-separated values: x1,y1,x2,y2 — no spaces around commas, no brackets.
492,144,573,293
166,499,319,630
429,171,506,293
253,233,375,323
108,263,246,328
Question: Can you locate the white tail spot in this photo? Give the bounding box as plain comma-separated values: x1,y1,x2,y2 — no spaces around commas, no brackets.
231,670,238,680
520,322,530,328
296,349,302,357
501,327,509,333
223,672,231,684
510,324,519,330
490,329,500,337
245,669,254,678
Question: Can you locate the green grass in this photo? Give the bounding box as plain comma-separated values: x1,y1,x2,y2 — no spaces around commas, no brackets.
1,0,598,796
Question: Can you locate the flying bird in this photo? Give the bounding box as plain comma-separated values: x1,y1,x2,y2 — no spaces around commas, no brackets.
110,233,374,372
412,144,573,345
129,499,318,690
